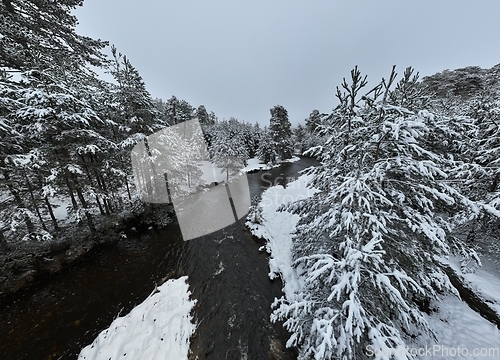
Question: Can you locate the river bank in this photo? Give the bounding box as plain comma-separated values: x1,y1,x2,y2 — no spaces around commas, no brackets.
0,203,173,302
0,156,319,360
247,171,500,360
0,156,301,301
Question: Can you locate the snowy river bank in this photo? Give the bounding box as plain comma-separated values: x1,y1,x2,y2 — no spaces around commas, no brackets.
0,156,318,360
247,172,500,360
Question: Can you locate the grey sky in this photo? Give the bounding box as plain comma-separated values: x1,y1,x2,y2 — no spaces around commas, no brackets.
74,0,500,125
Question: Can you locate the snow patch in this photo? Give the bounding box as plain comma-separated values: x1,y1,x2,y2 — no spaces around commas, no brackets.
243,157,272,172
243,156,301,173
246,173,318,299
418,295,500,360
78,276,197,360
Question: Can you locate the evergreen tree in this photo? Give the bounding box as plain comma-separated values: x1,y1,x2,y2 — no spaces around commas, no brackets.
196,105,210,124
293,124,307,154
305,109,323,133
269,105,293,160
272,67,480,359
210,118,249,181
257,127,278,165
108,45,162,139
0,0,107,72
165,96,194,125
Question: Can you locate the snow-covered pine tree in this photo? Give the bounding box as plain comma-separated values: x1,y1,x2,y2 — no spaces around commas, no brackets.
447,90,500,256
0,0,111,240
272,66,480,360
3,150,57,241
421,64,500,256
305,109,323,134
0,0,107,72
239,121,259,158
105,46,172,211
0,79,37,239
108,46,163,138
251,122,263,156
257,127,278,165
269,105,294,161
164,96,194,125
8,67,109,233
210,118,249,181
293,124,307,154
196,105,212,125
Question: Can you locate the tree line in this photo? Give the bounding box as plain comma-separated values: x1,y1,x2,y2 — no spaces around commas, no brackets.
0,0,302,245
261,64,500,359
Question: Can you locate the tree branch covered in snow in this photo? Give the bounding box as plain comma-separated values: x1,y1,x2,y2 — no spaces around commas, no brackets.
271,66,487,360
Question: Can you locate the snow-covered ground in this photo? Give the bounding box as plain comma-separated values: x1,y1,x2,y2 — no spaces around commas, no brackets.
243,156,301,173
78,276,197,360
440,256,500,317
51,196,70,220
248,173,500,360
418,295,500,360
246,172,317,300
197,160,227,183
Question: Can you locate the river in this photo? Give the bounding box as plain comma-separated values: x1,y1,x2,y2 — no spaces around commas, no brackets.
0,157,319,360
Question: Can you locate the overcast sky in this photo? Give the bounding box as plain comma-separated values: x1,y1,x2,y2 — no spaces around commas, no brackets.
74,0,500,125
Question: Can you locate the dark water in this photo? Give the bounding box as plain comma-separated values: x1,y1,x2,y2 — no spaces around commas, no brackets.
0,157,319,360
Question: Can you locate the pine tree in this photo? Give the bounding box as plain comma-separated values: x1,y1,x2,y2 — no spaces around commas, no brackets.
257,127,278,165
8,67,110,233
108,45,162,138
210,118,249,181
305,109,323,133
272,67,480,359
196,105,211,124
269,105,293,161
0,0,107,71
0,0,113,240
164,96,194,125
293,124,307,154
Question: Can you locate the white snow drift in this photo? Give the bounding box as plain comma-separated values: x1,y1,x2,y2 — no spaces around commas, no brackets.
79,276,197,360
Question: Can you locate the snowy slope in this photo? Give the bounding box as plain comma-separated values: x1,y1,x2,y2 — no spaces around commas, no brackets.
78,276,197,360
248,174,500,359
440,256,500,317
246,173,318,300
419,295,500,360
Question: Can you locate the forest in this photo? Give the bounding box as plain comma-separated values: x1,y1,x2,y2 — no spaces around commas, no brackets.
247,63,500,359
2,1,500,359
0,1,300,267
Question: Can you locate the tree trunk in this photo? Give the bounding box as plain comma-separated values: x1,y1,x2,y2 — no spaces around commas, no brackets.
44,196,59,230
64,175,79,210
23,170,47,231
90,153,113,213
3,170,35,232
72,175,96,233
97,174,112,213
490,172,500,193
80,154,106,215
125,176,132,201
0,229,8,251
95,195,105,215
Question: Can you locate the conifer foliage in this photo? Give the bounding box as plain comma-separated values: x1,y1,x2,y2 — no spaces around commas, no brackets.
272,66,482,360
0,0,164,242
269,105,294,161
